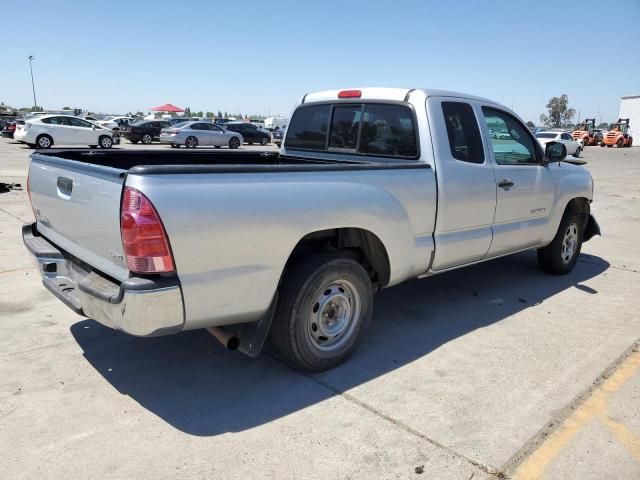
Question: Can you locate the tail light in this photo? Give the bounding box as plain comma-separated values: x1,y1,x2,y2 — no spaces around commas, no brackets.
120,187,175,274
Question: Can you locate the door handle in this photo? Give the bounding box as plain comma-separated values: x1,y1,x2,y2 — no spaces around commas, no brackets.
498,179,514,189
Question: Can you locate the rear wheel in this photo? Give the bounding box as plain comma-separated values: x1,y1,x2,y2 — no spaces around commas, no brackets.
270,252,373,371
617,139,624,148
260,137,268,146
538,209,583,274
98,135,113,149
36,135,53,149
228,137,240,149
574,146,581,158
185,136,198,149
626,138,633,147
130,139,139,144
141,134,153,145
214,145,221,149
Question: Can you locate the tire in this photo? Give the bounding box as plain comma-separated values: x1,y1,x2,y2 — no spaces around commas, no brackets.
36,134,53,149
185,136,198,149
98,136,113,149
574,147,581,158
270,251,373,371
617,139,623,148
627,138,633,147
130,139,139,144
538,209,583,274
248,142,254,145
260,137,268,146
141,134,153,145
112,132,120,145
228,137,240,149
89,145,98,149
214,145,221,149
600,142,606,147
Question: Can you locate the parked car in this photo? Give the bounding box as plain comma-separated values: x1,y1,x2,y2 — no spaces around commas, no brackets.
160,121,243,149
2,120,17,138
22,87,599,371
535,131,583,157
272,128,285,147
96,116,134,131
120,120,171,144
13,115,114,148
224,122,272,145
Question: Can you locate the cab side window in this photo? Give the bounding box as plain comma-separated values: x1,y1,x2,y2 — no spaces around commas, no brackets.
441,102,484,164
482,107,539,165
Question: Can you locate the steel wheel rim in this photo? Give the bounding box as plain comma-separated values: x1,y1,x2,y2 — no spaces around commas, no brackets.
307,279,361,351
561,223,578,263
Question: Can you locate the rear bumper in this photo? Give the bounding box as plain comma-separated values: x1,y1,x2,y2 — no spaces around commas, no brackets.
22,223,185,337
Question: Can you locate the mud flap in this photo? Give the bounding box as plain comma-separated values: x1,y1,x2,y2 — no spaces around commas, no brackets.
583,214,601,242
237,292,278,358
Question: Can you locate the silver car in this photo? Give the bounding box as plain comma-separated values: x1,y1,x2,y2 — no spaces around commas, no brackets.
160,121,243,149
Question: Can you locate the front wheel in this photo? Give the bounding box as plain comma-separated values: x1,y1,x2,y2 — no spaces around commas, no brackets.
574,147,581,158
98,135,113,149
617,139,624,148
228,137,240,149
538,210,583,274
260,137,268,146
270,252,373,371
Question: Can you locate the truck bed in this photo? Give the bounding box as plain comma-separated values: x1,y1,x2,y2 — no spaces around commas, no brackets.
33,149,428,174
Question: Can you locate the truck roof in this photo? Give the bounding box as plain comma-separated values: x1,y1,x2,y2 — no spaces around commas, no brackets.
302,87,504,107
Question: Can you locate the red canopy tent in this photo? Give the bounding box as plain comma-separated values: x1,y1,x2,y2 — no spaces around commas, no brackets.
149,104,185,113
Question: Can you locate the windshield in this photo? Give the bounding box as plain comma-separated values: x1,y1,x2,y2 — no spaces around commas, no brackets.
535,133,556,139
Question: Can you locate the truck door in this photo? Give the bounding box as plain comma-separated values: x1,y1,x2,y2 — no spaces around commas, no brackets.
479,106,555,255
427,98,497,270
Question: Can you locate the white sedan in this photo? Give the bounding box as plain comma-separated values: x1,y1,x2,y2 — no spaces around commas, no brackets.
535,131,583,157
14,115,115,149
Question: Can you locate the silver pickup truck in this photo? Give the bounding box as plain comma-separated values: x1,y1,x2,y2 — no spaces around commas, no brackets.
23,87,600,371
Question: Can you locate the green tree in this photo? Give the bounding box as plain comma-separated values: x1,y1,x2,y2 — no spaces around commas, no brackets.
184,107,191,116
539,95,575,128
206,112,214,119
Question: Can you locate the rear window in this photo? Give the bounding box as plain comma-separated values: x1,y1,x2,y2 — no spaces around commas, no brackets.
285,104,330,151
329,105,361,150
286,103,418,158
360,104,417,157
535,133,556,139
441,102,484,164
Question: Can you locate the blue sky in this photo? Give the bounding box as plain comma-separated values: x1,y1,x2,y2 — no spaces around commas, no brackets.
2,0,639,123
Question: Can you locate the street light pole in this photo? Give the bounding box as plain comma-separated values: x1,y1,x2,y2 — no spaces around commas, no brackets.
28,55,37,108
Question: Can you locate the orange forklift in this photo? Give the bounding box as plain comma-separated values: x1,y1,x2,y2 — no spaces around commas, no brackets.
601,118,633,147
572,118,601,146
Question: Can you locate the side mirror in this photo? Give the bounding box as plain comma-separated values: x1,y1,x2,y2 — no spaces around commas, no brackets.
545,141,566,164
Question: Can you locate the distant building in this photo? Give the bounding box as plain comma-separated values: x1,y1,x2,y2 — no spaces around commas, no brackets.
619,96,639,144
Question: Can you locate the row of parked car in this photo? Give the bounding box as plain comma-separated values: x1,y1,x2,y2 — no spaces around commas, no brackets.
2,113,286,149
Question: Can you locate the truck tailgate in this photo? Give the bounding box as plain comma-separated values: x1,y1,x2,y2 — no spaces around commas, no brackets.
29,154,129,281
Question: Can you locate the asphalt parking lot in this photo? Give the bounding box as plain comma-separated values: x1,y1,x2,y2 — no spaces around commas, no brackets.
1,139,639,479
